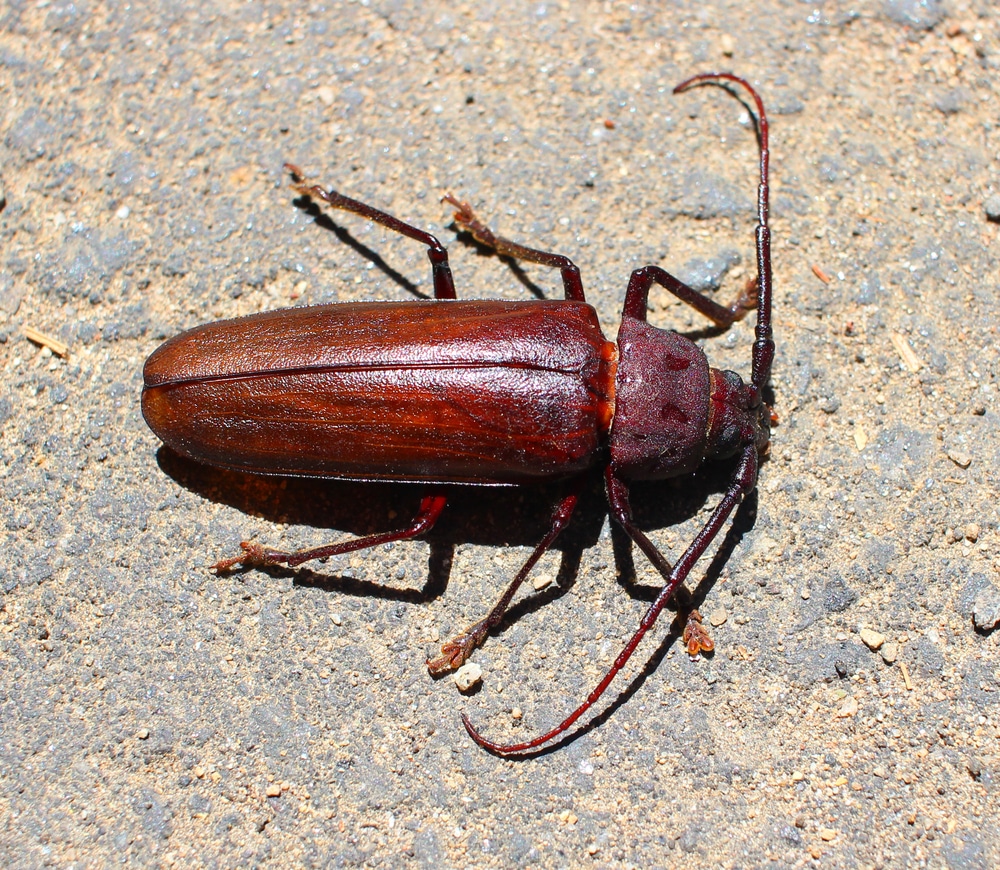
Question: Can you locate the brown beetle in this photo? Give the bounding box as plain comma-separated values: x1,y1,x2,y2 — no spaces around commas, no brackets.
142,72,773,755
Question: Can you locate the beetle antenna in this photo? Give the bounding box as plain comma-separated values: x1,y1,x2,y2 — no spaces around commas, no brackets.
673,72,773,394
461,73,773,756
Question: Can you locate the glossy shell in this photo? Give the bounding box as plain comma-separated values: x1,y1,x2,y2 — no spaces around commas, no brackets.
142,300,617,484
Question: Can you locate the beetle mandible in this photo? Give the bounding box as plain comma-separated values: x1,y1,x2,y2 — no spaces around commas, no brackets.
142,72,774,755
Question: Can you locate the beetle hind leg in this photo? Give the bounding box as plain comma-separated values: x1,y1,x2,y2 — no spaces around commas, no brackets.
441,193,586,302
211,491,448,573
427,487,580,675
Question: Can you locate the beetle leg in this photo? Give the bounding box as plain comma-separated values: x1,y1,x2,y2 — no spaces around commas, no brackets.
285,163,458,300
211,492,448,573
621,264,756,327
680,608,715,656
441,194,586,302
461,452,758,754
427,487,581,676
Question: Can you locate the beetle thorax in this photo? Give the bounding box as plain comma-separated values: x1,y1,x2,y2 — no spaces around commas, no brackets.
608,315,765,482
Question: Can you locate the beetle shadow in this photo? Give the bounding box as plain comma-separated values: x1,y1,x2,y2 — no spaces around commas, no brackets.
157,444,754,630
154,448,608,608
291,196,432,300
447,224,548,300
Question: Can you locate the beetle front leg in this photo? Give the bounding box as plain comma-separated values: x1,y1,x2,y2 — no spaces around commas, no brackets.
622,265,756,327
441,194,586,302
285,163,458,300
427,486,581,675
211,491,448,572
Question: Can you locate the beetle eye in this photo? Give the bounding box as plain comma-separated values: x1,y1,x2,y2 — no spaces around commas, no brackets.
722,369,743,391
716,422,743,457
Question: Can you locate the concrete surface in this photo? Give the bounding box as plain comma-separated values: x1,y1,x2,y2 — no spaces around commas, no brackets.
1,0,998,866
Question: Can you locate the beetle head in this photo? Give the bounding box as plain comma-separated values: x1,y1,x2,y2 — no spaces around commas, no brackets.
704,368,770,461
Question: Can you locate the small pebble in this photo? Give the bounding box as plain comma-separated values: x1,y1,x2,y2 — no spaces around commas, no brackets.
964,523,980,543
800,588,811,600
136,728,150,740
880,642,899,664
836,696,858,718
266,783,282,797
947,448,972,469
984,194,1000,222
860,628,885,650
820,828,837,842
453,662,483,692
331,612,343,626
532,574,553,591
973,591,1000,631
708,608,728,627
116,205,130,219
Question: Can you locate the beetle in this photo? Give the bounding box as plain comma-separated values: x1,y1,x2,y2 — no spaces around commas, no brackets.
142,72,773,755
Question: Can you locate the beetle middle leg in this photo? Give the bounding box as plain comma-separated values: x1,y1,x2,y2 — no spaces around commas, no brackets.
285,163,458,300
211,491,448,572
441,194,586,301
427,486,581,675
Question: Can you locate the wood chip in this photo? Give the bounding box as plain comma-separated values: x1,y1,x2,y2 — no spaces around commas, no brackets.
811,264,832,284
24,326,69,357
899,661,913,691
889,332,923,372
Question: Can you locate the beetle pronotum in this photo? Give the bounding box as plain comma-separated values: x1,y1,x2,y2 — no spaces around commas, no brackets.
142,72,773,755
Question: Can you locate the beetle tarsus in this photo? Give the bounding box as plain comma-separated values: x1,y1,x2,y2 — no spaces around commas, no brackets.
681,608,715,656
211,541,282,573
441,193,587,302
442,193,494,246
426,619,490,676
